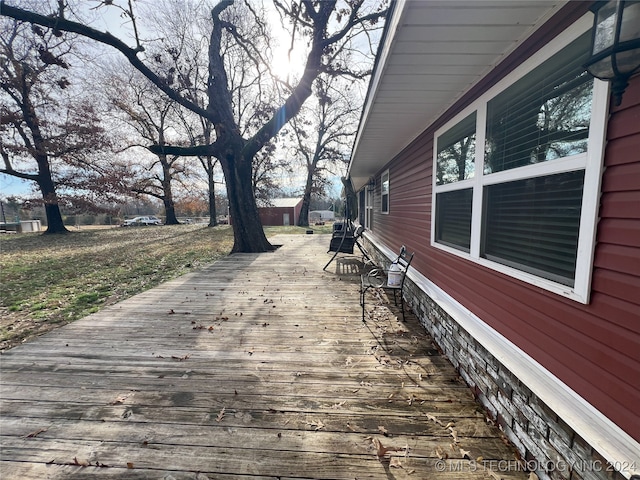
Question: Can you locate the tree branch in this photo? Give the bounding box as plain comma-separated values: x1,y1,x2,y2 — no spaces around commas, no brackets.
0,2,214,123
147,144,219,157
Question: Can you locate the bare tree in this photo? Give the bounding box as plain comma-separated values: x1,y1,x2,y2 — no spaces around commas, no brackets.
1,0,387,251
104,64,190,224
0,16,119,233
289,74,361,226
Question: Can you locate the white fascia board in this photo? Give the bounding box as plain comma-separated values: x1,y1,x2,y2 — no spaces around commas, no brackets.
348,0,408,184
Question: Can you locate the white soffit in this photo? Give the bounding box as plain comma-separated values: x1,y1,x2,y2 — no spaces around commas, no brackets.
349,0,566,190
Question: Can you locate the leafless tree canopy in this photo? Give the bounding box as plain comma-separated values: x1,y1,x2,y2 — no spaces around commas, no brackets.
1,0,387,250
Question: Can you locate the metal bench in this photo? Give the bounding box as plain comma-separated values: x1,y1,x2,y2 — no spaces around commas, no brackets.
360,245,414,323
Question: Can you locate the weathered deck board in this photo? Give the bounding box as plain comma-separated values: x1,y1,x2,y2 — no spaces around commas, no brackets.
0,234,527,479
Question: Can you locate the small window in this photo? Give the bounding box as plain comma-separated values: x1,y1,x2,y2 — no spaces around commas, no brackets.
365,185,374,229
435,188,473,252
437,112,476,185
381,170,390,214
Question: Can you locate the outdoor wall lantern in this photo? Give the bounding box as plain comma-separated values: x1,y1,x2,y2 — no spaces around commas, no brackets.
584,0,640,105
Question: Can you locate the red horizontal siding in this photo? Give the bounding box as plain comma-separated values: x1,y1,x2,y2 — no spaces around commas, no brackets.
591,269,640,304
596,218,640,247
604,133,640,166
594,243,640,277
601,162,640,192
367,65,640,440
599,191,640,219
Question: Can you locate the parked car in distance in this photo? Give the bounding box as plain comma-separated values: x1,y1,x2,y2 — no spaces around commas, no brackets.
121,216,162,227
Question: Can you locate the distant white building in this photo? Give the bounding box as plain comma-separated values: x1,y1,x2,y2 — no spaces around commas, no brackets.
309,210,335,222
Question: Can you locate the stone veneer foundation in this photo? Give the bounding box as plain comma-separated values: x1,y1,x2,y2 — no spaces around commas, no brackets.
362,238,629,480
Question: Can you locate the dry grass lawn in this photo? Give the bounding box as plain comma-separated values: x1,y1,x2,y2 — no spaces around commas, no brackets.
0,225,240,351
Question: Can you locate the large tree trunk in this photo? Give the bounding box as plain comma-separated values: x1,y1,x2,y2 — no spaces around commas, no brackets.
37,162,68,234
163,196,179,225
157,152,178,225
205,155,217,227
297,168,315,227
221,150,273,253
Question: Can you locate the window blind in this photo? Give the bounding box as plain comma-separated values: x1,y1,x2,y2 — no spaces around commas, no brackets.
436,188,473,252
485,32,593,174
482,171,585,286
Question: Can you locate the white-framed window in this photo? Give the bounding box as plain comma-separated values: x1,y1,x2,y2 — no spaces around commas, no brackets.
381,170,390,214
365,185,374,229
431,16,608,304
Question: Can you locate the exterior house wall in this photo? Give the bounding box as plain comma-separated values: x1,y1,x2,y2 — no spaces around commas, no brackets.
359,8,639,479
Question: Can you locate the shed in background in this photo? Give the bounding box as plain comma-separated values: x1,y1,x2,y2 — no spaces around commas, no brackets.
258,198,303,226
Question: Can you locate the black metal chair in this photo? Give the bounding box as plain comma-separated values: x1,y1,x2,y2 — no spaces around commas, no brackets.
360,246,414,323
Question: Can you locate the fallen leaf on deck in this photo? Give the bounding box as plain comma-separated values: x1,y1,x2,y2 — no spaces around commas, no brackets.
110,393,132,405
126,462,134,469
487,469,501,480
25,427,48,438
171,354,191,361
377,426,389,436
528,473,539,480
372,438,404,457
389,457,403,468
449,426,459,443
425,413,442,425
460,448,471,459
435,447,448,459
307,419,325,431
216,407,226,422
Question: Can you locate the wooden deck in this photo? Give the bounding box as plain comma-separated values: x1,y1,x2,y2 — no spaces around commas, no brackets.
0,234,527,479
